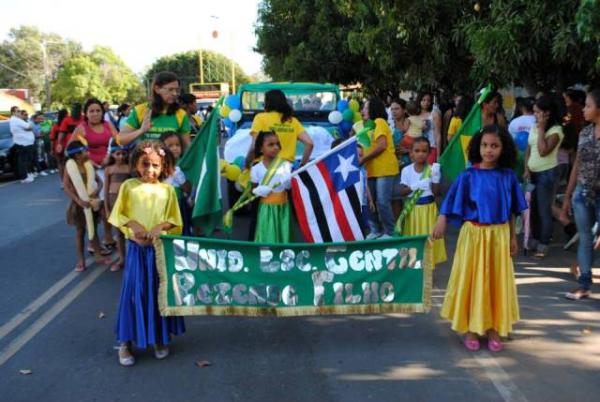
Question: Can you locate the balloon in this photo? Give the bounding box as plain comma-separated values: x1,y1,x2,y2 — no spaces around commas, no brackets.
226,94,241,109
233,156,246,170
337,100,349,111
353,111,362,123
223,117,232,126
225,164,241,181
328,110,343,125
235,168,251,191
340,120,353,134
219,159,228,175
349,99,360,112
219,105,231,118
342,108,354,122
515,131,529,152
228,109,242,123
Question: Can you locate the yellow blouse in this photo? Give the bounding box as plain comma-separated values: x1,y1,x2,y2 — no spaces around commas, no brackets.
108,178,182,239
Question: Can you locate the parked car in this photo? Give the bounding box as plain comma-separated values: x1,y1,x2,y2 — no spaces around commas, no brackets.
222,82,342,207
0,120,15,177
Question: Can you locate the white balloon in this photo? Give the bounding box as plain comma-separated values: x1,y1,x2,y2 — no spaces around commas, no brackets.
228,109,242,123
328,110,343,125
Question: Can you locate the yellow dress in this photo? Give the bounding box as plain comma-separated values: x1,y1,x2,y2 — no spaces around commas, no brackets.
108,178,182,239
403,203,447,266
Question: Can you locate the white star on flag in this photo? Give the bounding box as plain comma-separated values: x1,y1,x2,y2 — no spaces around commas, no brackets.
334,154,359,182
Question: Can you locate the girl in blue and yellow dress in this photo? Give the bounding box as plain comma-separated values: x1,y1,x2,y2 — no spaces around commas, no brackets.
432,125,527,353
399,137,447,266
109,140,185,366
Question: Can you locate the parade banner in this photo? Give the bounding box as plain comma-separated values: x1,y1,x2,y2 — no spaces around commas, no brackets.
156,235,432,317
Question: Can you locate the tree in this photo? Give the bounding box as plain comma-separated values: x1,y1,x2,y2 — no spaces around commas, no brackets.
51,56,110,106
255,0,600,95
145,50,250,94
89,46,145,104
0,26,82,107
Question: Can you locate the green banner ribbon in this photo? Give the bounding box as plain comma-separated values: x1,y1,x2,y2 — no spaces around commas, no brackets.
156,234,432,316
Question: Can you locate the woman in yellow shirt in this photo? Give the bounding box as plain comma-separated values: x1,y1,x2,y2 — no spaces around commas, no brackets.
359,97,400,239
246,89,313,167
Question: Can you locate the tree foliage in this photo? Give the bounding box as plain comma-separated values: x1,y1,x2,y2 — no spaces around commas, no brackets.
255,0,600,94
145,50,250,94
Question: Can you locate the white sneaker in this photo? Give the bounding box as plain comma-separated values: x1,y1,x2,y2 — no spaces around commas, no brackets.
366,232,382,240
21,176,34,183
379,234,393,240
40,171,49,176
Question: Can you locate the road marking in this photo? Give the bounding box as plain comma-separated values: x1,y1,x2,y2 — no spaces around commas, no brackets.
0,180,18,189
0,270,79,341
0,263,109,366
431,289,529,402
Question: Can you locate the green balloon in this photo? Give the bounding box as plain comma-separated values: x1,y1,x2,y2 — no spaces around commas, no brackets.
342,108,354,122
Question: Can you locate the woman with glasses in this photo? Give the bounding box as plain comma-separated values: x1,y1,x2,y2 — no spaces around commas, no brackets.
119,71,191,149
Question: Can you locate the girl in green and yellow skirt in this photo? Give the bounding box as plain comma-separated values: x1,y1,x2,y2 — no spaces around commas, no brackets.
432,125,527,352
399,137,446,266
251,131,292,243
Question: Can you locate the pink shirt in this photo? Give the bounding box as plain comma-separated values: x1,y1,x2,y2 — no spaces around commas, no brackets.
82,121,112,165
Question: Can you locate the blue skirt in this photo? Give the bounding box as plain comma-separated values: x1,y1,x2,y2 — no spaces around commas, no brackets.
115,241,185,348
178,195,192,236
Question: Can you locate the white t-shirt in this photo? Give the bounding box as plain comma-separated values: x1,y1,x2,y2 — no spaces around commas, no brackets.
250,160,292,192
508,115,535,139
9,116,34,146
400,162,441,197
164,166,186,188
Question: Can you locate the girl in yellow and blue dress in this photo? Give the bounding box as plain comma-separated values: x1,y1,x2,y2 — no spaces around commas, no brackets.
109,140,184,367
432,125,527,353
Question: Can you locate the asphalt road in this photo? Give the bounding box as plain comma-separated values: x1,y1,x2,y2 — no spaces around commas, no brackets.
0,173,598,402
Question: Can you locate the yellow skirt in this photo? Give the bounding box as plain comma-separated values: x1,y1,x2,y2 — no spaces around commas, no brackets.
402,202,447,266
440,222,519,337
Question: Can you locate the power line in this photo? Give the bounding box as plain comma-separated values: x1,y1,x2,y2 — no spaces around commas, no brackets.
0,61,28,78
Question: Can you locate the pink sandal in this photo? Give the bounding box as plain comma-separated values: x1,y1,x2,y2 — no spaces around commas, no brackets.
487,339,503,352
463,338,480,351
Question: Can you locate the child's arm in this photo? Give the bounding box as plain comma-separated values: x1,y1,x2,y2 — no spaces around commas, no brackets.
431,215,447,240
181,180,192,195
509,215,518,256
104,167,112,215
431,182,441,196
365,182,375,211
399,184,412,196
62,173,90,208
148,222,177,240
93,173,102,197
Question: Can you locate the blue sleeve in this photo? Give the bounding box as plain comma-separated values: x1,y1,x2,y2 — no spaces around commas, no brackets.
510,170,528,215
440,171,470,227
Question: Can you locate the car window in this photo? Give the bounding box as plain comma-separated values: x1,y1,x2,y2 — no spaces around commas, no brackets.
0,122,11,140
242,91,338,112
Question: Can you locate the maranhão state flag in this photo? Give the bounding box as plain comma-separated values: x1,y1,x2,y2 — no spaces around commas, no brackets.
291,137,364,243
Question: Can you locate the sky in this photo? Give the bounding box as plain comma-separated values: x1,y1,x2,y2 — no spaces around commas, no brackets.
1,0,264,76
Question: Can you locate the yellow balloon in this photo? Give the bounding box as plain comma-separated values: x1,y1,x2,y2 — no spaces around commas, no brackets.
225,164,241,181
219,159,228,174
353,111,362,123
236,168,251,190
349,99,360,112
220,105,231,118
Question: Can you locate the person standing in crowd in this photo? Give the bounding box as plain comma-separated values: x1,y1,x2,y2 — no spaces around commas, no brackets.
50,109,69,181
561,89,600,300
69,98,119,251
432,125,526,352
179,93,203,136
481,91,507,129
246,89,313,167
447,96,474,142
102,101,118,130
9,106,35,183
56,103,83,156
359,97,399,239
116,103,131,131
119,71,191,148
508,97,535,139
109,140,184,367
524,95,564,258
30,112,49,177
389,98,410,219
417,92,442,163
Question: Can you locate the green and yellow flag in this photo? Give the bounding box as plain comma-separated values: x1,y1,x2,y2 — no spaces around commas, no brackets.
178,98,223,235
439,85,491,182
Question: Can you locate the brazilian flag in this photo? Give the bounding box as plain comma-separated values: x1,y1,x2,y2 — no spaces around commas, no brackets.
439,85,491,182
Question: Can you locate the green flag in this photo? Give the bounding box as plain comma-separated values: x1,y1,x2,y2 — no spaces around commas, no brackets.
178,98,223,235
439,85,492,182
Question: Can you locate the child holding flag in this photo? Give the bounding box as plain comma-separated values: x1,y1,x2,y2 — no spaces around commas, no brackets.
432,125,527,352
109,140,184,366
251,130,292,243
398,137,446,266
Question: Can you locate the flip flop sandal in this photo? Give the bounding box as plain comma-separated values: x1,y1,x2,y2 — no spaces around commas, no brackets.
74,263,86,272
110,262,124,272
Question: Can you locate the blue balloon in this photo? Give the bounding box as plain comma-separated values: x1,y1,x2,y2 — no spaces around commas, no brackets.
340,120,353,135
226,94,241,109
337,100,349,112
233,156,246,170
515,131,529,152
